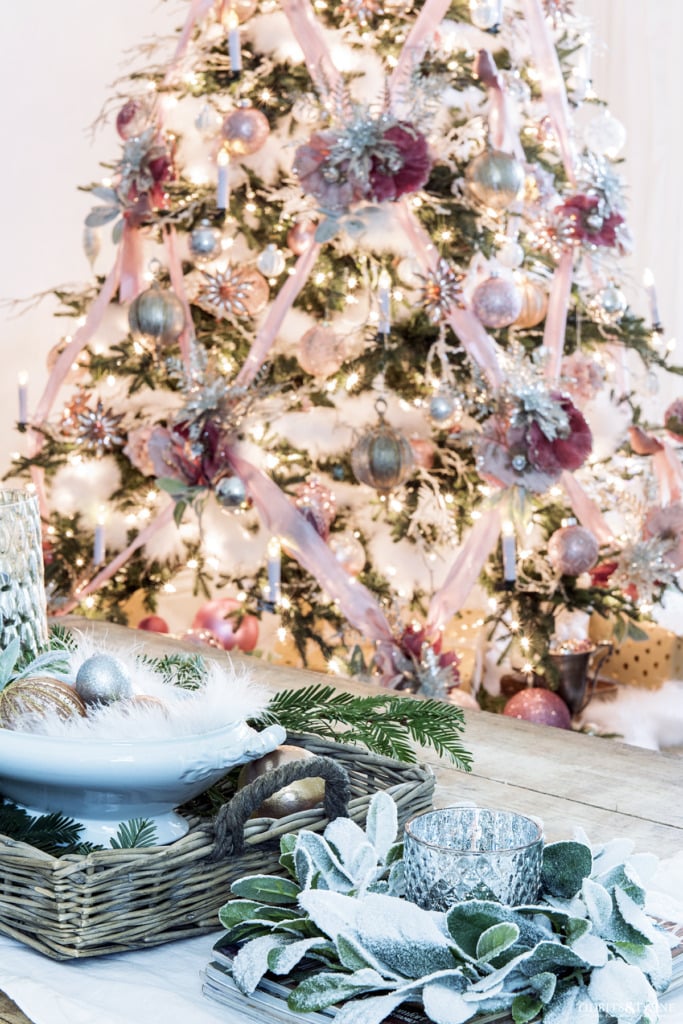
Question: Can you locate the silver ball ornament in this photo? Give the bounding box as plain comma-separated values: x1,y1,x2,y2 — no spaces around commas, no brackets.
471,276,522,328
469,0,502,30
589,283,627,325
351,416,415,495
429,393,457,425
189,221,223,263
215,475,248,510
547,525,599,576
466,150,525,211
128,284,186,346
75,654,133,705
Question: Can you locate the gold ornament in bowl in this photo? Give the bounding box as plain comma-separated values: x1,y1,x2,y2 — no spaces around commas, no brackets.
237,744,326,818
0,676,86,730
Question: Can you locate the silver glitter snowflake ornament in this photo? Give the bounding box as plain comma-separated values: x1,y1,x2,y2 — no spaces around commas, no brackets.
75,400,126,456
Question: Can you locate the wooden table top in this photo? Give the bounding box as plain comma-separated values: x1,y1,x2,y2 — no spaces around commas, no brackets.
1,618,681,1023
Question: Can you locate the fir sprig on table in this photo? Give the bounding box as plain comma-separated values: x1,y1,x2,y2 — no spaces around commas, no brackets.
252,683,471,770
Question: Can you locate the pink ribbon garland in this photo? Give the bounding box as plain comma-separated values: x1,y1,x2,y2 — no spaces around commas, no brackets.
543,247,574,383
280,0,342,95
395,199,503,387
119,223,146,304
227,447,394,643
474,50,524,162
653,446,683,505
426,506,502,633
519,0,576,187
164,0,216,84
53,503,176,618
164,226,196,371
388,0,452,104
236,242,321,387
560,470,614,545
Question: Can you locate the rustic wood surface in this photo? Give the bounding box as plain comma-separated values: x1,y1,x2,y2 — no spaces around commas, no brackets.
2,618,681,1023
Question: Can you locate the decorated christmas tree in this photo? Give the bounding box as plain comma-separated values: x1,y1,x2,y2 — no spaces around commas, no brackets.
11,0,683,699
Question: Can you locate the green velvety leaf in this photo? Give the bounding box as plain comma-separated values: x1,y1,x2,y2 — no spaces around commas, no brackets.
219,899,267,929
528,971,557,1003
231,934,293,994
295,831,354,891
476,922,520,963
519,940,589,976
267,936,335,975
364,791,399,863
422,977,473,1024
333,990,413,1024
541,841,593,898
288,968,387,1012
85,205,120,227
231,873,301,905
512,992,543,1023
446,901,514,959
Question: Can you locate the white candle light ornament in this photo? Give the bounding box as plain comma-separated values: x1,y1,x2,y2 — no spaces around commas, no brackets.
267,536,281,604
378,269,391,335
226,11,242,74
501,519,516,584
216,149,230,210
643,268,662,329
17,372,28,427
93,510,106,567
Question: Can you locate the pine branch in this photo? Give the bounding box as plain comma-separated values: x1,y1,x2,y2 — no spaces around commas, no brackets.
110,818,158,849
253,684,471,770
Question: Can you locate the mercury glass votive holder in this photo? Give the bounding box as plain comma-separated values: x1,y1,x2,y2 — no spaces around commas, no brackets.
0,490,48,659
403,806,543,910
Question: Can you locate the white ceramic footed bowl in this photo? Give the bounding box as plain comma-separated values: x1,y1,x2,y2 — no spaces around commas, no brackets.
0,720,286,846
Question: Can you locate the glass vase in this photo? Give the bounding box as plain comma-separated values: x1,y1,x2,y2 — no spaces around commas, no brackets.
0,490,48,658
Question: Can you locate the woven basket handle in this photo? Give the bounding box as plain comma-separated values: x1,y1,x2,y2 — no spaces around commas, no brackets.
210,754,351,861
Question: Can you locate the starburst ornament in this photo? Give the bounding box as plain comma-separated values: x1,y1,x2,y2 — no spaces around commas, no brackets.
195,265,269,319
339,0,381,23
420,260,463,323
75,400,126,456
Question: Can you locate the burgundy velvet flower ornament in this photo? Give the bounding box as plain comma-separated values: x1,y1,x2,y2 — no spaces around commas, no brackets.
526,394,592,476
293,114,431,214
555,192,624,248
376,624,460,699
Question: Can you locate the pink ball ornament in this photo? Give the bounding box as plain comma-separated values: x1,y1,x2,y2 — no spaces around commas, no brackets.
329,531,366,576
664,398,683,443
295,477,337,540
137,615,170,634
192,598,259,652
547,524,599,575
297,325,345,379
471,276,523,329
180,629,223,650
287,219,316,255
116,98,153,140
222,107,270,156
503,688,572,729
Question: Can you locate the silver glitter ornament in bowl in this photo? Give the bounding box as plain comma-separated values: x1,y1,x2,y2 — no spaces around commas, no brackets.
215,474,248,510
75,654,133,705
466,150,525,212
351,399,415,495
189,220,223,263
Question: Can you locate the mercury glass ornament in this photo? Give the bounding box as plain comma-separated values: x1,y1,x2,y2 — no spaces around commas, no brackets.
291,93,321,126
75,654,133,705
471,276,522,328
503,688,571,729
513,278,548,329
589,283,627,325
583,109,627,158
128,283,186,347
189,220,223,263
195,103,223,140
496,238,524,270
116,97,153,140
287,219,316,255
237,745,325,818
257,244,286,278
547,524,599,576
222,106,270,156
297,324,345,379
351,401,415,495
0,491,48,659
215,474,248,510
469,0,502,30
466,150,525,211
329,531,366,576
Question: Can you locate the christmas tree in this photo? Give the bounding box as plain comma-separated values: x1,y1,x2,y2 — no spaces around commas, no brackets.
11,0,683,699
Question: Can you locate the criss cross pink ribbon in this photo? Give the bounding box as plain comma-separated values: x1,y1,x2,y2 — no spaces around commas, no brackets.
388,0,452,105
280,0,342,95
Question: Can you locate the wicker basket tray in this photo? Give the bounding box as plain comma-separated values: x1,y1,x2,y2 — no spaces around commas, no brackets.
0,733,435,960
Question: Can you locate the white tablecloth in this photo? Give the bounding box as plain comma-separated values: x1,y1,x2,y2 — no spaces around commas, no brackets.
1,854,682,1024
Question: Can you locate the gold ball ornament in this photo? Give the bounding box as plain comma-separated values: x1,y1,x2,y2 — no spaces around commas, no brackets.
0,677,87,730
221,107,270,156
287,219,316,255
220,0,258,23
466,150,525,211
513,278,549,329
351,405,415,495
128,283,186,347
237,745,325,818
